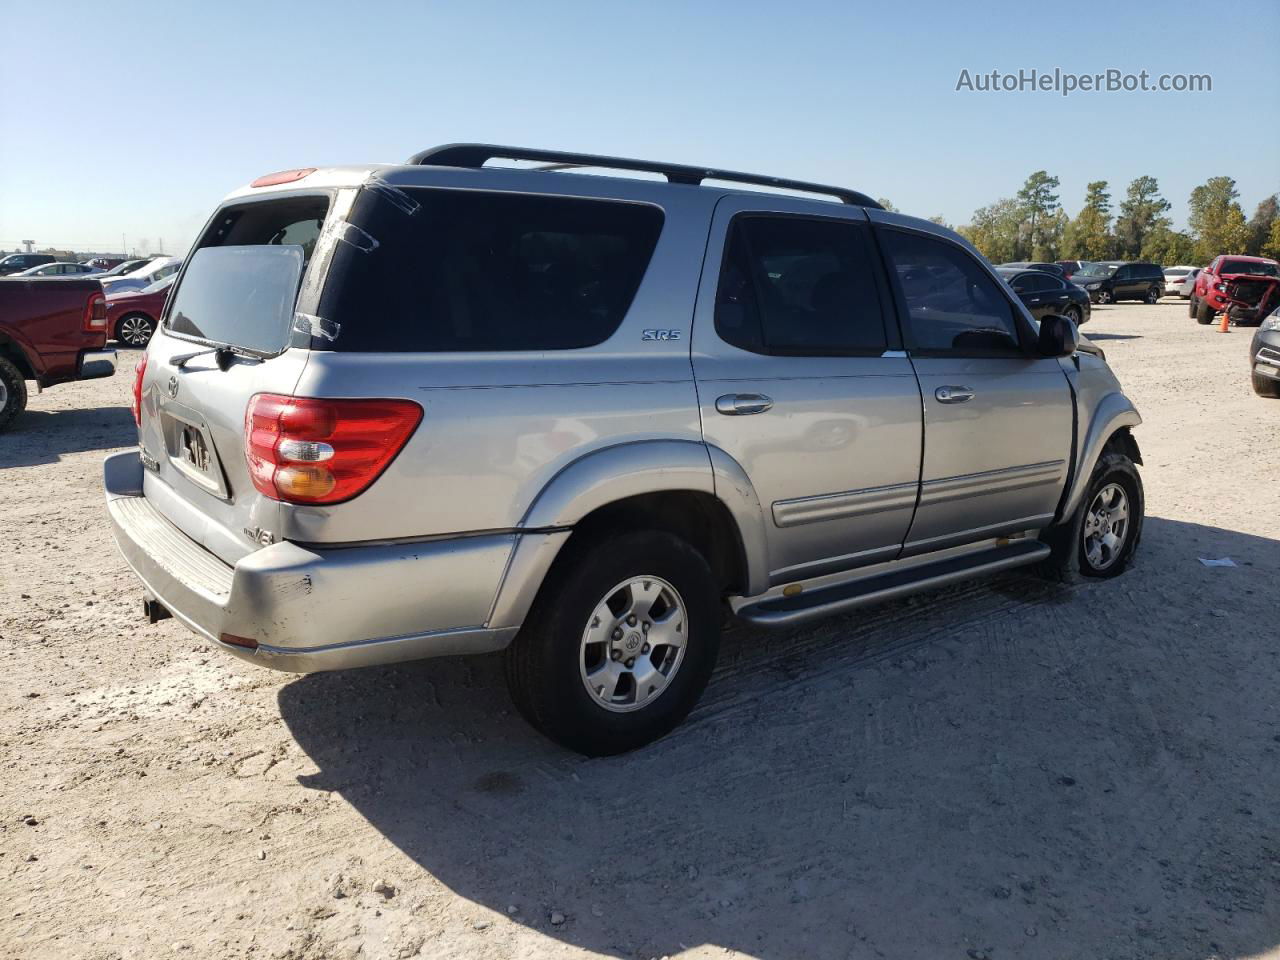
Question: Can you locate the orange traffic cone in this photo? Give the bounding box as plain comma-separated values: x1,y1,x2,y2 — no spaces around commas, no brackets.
1219,310,1231,333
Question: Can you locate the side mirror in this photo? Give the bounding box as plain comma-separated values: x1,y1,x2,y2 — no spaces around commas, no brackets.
1038,314,1078,357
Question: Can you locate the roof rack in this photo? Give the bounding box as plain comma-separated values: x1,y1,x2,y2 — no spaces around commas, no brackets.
406,143,881,208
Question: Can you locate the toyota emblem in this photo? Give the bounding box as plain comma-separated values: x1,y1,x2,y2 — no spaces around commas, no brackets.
167,375,179,398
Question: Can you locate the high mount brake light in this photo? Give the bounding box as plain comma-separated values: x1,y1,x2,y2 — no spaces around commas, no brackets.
131,355,148,427
250,168,316,188
244,394,422,505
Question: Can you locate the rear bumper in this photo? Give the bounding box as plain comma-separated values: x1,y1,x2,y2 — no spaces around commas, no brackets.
79,348,116,381
102,451,549,672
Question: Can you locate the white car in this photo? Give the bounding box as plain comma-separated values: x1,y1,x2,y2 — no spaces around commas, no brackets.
1163,265,1199,298
1176,268,1201,299
99,256,183,295
16,261,104,277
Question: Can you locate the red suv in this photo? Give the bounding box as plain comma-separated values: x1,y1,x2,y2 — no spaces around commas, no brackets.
1191,255,1280,325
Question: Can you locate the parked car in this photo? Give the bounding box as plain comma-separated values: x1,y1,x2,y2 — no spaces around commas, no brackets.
1190,255,1280,325
1250,307,1280,398
0,276,116,429
1176,268,1201,299
998,260,1067,279
99,256,182,295
1071,261,1163,304
106,274,174,346
84,257,127,270
16,261,104,277
97,259,153,279
997,267,1091,325
104,145,1145,756
0,253,57,276
1055,260,1091,280
1162,265,1199,297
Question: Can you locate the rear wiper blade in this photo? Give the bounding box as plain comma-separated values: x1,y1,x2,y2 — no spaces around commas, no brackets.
169,345,259,370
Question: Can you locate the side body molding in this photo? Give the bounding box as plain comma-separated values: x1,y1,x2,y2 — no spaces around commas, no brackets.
488,440,772,630
1059,390,1142,522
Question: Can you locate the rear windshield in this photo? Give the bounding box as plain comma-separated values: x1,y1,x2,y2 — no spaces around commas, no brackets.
317,188,664,352
1221,259,1278,277
166,246,304,354
164,195,329,352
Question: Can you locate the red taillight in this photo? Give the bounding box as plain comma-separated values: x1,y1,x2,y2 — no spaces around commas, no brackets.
83,292,107,332
250,167,316,188
131,355,148,426
244,394,422,505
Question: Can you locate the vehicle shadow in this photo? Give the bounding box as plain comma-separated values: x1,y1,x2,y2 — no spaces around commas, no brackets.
1083,332,1143,342
278,517,1280,958
0,404,136,469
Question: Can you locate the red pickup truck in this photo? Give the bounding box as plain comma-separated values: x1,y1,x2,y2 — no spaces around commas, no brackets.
1190,255,1280,325
0,277,117,430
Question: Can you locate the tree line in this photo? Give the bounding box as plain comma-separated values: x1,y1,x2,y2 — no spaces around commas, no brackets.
883,175,1280,266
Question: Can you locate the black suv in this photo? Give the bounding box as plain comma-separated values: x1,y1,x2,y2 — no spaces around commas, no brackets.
0,253,57,276
1071,261,1163,305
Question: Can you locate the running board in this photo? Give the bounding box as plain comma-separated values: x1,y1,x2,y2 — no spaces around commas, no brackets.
736,540,1050,628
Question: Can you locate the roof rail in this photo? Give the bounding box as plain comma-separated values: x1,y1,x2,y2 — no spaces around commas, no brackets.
406,143,881,208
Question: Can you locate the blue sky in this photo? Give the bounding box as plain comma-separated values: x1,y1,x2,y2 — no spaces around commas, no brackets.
1,0,1277,255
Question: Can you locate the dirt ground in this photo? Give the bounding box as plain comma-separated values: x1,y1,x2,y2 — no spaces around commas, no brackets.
1,300,1277,960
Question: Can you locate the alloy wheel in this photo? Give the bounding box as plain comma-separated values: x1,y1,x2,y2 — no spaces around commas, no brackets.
1083,482,1130,571
119,316,153,346
579,575,687,713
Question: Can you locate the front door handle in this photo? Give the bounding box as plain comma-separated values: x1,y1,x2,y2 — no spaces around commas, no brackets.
715,393,774,416
934,385,974,404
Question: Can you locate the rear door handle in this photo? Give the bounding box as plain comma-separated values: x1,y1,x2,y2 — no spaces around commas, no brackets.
934,385,974,404
715,393,774,415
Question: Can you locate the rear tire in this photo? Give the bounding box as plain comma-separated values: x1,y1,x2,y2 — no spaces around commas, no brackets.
1063,305,1082,326
1144,286,1161,304
1253,372,1280,398
1194,299,1214,325
1038,451,1144,582
505,530,721,756
0,355,28,432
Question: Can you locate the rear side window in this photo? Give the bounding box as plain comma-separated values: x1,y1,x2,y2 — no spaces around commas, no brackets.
320,189,664,352
879,229,1022,356
715,215,889,355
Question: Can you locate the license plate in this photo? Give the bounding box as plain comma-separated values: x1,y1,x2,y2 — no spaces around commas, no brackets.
180,425,211,473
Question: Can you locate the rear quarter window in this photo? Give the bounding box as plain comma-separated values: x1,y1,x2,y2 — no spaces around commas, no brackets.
317,188,664,352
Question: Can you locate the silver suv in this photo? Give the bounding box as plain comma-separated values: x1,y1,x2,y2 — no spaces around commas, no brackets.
105,144,1145,755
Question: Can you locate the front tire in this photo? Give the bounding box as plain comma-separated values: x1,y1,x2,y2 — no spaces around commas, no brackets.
1194,299,1215,325
505,530,721,756
0,355,29,432
1039,451,1144,581
1097,289,1113,305
1253,372,1280,398
116,313,155,347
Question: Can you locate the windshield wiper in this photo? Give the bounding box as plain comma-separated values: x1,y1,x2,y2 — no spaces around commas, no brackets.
169,345,260,371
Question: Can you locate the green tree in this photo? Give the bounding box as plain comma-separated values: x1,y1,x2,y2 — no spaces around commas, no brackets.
1063,180,1114,260
1016,171,1061,261
877,198,899,213
1188,176,1251,261
1247,194,1278,256
1262,219,1280,261
927,215,952,229
1140,227,1197,266
958,197,1023,263
1114,176,1171,258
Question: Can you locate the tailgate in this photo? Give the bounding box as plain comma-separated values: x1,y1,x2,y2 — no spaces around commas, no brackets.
134,192,335,566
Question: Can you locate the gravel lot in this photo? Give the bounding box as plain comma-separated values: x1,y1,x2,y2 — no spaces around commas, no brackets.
2,301,1277,960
